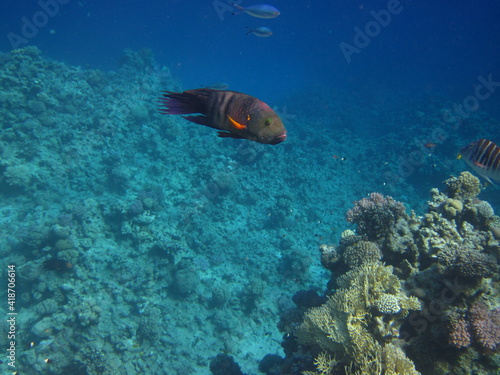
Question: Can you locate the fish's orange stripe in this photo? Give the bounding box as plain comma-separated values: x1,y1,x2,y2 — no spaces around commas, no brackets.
227,114,247,130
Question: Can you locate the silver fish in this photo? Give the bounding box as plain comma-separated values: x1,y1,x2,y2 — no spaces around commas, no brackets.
246,26,273,37
232,3,280,19
460,139,500,183
202,82,229,90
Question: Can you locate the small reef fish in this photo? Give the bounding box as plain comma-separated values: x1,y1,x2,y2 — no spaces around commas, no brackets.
158,89,287,145
459,139,500,183
231,3,280,18
201,82,229,90
246,26,273,37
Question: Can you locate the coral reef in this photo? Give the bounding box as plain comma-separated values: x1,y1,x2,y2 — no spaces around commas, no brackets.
345,192,408,241
444,171,482,200
342,239,382,269
296,261,421,374
2,46,500,375
272,173,499,375
467,302,500,351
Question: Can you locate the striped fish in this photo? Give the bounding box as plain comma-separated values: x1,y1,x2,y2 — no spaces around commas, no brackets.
158,89,287,145
460,139,500,183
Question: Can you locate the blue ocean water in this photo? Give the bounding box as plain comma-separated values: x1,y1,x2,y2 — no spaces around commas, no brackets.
1,1,500,374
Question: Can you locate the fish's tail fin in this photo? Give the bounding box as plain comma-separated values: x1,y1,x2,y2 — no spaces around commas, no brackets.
231,2,244,15
158,90,208,115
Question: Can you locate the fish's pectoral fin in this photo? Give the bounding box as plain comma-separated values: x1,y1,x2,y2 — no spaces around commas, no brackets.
227,114,247,130
482,174,495,186
218,131,244,139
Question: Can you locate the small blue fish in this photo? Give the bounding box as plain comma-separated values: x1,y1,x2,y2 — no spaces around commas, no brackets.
246,26,273,37
231,3,280,19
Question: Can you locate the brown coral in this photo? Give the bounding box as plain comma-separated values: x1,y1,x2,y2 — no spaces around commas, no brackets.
346,193,407,241
444,171,481,200
448,316,472,348
342,240,382,269
437,246,497,279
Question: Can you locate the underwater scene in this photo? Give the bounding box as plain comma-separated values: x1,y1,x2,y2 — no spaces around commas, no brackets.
1,1,500,374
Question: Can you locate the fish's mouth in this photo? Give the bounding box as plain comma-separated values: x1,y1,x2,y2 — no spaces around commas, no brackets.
270,132,287,145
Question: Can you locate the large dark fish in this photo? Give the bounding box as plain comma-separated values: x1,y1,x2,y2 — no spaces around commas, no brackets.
158,89,287,145
460,139,500,183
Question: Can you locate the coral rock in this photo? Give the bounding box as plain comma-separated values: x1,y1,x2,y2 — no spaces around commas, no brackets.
448,316,472,348
342,240,382,269
444,172,481,200
346,193,407,241
374,293,401,315
469,302,500,351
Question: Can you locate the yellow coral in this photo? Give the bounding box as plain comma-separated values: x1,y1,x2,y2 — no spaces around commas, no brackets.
382,343,421,375
297,297,350,354
341,229,356,238
342,241,382,269
297,262,422,375
444,171,481,199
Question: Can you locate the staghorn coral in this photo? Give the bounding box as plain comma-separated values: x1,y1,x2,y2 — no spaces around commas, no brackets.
444,171,481,200
346,193,408,241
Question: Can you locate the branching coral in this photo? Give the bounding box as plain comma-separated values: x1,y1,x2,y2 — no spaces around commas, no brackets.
444,171,481,200
346,193,407,241
295,173,500,375
468,302,500,351
297,262,421,375
448,315,472,348
448,302,500,352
